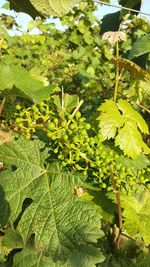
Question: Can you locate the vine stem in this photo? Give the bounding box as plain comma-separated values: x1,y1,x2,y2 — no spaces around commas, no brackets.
0,97,6,115
111,37,123,247
114,41,119,102
110,167,122,248
67,99,84,126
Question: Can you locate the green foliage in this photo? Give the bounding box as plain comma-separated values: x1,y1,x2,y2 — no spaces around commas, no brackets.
128,33,150,59
8,95,149,193
83,190,117,223
7,0,80,17
0,1,150,265
0,138,104,265
13,246,104,267
119,0,142,10
116,154,149,174
0,64,59,102
101,0,142,33
117,58,150,80
98,99,150,158
53,93,79,113
121,191,150,244
0,1,115,109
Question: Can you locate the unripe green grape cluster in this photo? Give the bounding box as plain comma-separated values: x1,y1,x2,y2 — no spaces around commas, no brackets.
14,99,54,140
13,99,150,192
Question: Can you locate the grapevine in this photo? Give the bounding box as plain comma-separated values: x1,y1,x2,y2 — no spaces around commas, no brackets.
11,95,150,193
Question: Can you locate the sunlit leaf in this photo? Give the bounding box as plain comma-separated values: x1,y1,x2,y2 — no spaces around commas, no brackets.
7,0,80,18
128,33,150,59
0,64,58,103
0,138,104,264
97,100,124,140
121,191,150,244
98,99,150,158
117,58,150,80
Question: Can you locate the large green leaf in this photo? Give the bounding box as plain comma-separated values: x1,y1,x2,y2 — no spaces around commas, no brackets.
117,58,150,80
98,99,150,158
0,138,104,265
2,229,24,250
121,191,150,245
119,0,142,10
83,191,117,223
100,12,121,34
13,246,104,267
7,0,42,19
7,0,80,18
115,120,148,159
117,99,148,134
0,64,58,102
128,34,150,59
138,79,150,101
97,100,124,140
53,93,79,112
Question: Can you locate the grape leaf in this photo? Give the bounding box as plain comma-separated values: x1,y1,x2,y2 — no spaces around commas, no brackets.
128,33,150,59
97,100,124,140
138,79,150,101
121,191,150,244
2,229,23,250
98,99,150,158
119,0,142,11
83,190,117,223
136,252,150,267
7,0,42,19
117,58,150,80
0,234,11,265
0,138,104,265
13,245,104,267
7,0,80,18
53,93,79,115
0,64,58,103
63,93,79,110
115,120,149,159
101,1,141,34
116,154,149,175
117,99,148,134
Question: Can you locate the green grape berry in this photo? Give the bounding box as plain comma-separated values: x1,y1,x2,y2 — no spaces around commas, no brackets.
68,114,73,120
32,105,39,113
54,148,58,154
70,123,76,130
58,154,63,159
84,123,91,130
15,118,22,123
62,134,68,141
15,104,22,110
18,123,24,128
75,111,81,119
79,117,85,123
54,118,59,125
107,186,112,192
47,122,56,131
39,101,45,107
101,183,107,189
61,121,68,129
73,136,79,143
83,170,87,176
